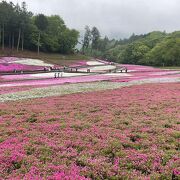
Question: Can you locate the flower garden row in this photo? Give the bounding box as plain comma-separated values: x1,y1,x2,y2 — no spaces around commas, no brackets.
0,78,180,103
0,57,92,73
0,57,179,92
0,69,179,96
0,57,54,72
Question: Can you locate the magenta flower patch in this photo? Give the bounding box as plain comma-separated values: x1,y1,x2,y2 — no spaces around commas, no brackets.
0,83,179,179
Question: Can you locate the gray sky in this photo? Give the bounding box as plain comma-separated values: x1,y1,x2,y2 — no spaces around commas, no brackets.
8,0,180,39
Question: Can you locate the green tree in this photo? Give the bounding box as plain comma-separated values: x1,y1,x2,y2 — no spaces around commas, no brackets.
45,15,66,52
146,34,180,66
0,1,79,55
0,1,14,50
82,26,91,53
59,29,79,54
20,2,32,51
91,26,100,50
34,14,48,54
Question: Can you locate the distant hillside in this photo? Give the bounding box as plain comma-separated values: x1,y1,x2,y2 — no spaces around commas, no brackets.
82,29,180,66
104,31,180,66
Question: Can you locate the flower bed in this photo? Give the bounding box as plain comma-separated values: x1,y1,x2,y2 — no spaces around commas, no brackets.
0,83,179,179
0,85,51,95
0,63,44,72
86,61,105,66
0,57,55,72
79,65,116,73
0,57,18,63
1,69,179,89
12,58,53,67
2,72,89,81
1,77,180,102
0,75,122,91
119,64,159,72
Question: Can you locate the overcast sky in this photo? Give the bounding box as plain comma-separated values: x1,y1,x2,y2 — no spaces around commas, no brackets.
7,0,180,39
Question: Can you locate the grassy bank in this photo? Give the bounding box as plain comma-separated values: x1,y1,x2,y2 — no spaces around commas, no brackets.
0,49,90,66
159,66,180,70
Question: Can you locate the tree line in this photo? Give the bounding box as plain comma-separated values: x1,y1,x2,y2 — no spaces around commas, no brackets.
0,1,79,54
82,26,180,66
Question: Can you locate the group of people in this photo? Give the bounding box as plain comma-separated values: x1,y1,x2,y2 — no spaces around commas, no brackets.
54,72,63,78
13,69,24,74
44,67,60,71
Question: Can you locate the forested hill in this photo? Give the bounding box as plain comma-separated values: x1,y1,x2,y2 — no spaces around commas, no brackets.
1,1,179,66
0,1,79,54
82,28,180,66
105,31,180,66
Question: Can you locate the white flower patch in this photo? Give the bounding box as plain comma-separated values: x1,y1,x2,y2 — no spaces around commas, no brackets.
31,72,88,78
86,61,105,66
11,58,53,67
0,84,13,87
127,70,136,72
80,65,116,72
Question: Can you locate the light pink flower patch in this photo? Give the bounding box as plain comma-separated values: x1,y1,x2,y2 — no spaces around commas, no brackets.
0,74,116,88
150,71,180,76
0,63,44,72
0,57,18,63
0,57,60,72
